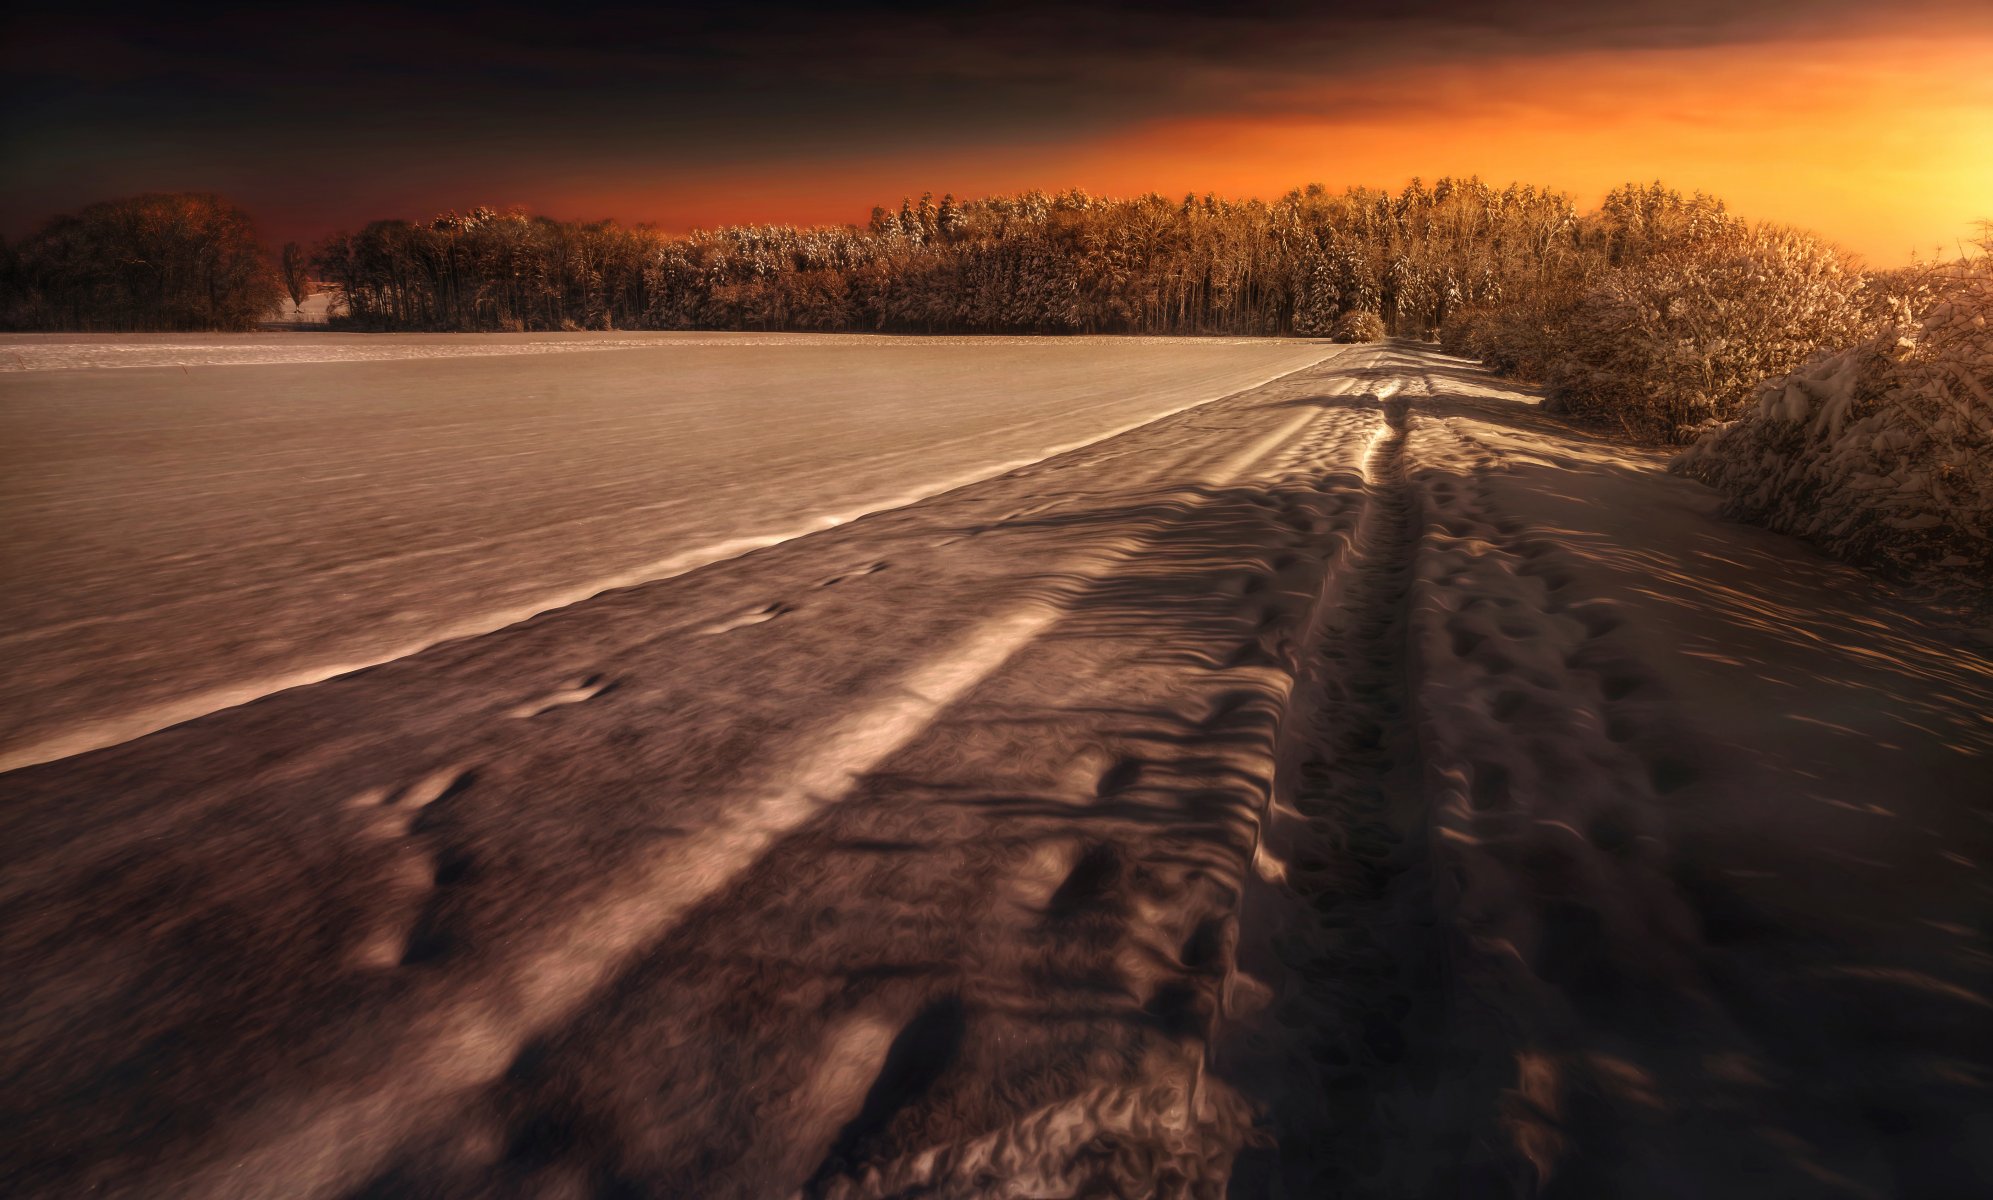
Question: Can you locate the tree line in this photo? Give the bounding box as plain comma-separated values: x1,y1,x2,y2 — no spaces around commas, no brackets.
7,179,1942,443
1,178,1728,340
303,180,1619,338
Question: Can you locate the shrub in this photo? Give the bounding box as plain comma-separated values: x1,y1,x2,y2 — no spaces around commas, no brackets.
1675,246,1993,584
1544,224,1868,440
1441,285,1587,381
1330,308,1387,343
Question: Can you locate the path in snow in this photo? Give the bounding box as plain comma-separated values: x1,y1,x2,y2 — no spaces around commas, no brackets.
2,343,1988,1199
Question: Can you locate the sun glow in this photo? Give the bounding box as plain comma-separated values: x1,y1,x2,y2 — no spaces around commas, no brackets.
542,33,1993,265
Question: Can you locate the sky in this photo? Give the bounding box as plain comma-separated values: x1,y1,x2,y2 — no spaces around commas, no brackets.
3,0,1989,264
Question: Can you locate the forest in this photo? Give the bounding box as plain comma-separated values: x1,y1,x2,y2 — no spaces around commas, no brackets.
0,181,1922,438
294,180,1575,341
1,180,1805,347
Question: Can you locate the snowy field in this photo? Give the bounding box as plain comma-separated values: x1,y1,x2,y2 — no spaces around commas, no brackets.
0,333,1332,767
3,341,1988,1199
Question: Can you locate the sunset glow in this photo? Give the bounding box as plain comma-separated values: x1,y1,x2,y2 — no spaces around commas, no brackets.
536,34,1993,266
4,3,1987,260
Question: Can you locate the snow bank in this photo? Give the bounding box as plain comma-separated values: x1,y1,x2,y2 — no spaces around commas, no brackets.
1675,257,1993,584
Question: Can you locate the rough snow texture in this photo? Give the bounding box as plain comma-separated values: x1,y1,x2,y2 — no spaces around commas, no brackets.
4,344,1989,1199
1,349,1407,1200
1676,256,1993,586
1396,367,1993,1196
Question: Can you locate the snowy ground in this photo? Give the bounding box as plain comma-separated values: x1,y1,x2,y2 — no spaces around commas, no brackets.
1,342,1988,1199
0,334,1327,769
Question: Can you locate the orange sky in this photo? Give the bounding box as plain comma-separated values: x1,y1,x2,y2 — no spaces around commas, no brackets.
535,33,1993,266
5,7,1988,262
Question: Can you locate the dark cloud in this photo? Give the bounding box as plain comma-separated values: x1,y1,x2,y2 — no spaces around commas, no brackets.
0,0,1973,235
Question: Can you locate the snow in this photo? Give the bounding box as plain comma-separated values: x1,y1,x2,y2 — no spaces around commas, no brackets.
0,330,1308,372
1398,359,1993,1193
3,342,1988,1198
1676,257,1993,587
0,334,1333,769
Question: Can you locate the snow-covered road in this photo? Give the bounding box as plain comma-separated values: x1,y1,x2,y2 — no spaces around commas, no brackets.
2,342,1988,1199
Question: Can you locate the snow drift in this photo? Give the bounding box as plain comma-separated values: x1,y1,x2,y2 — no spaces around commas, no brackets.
1675,251,1993,585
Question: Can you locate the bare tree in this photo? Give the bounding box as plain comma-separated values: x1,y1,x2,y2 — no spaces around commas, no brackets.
279,241,311,312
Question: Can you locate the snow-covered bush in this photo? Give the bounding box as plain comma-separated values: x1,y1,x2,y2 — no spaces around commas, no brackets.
1675,248,1993,582
1440,286,1584,381
1331,308,1386,343
1545,224,1868,440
